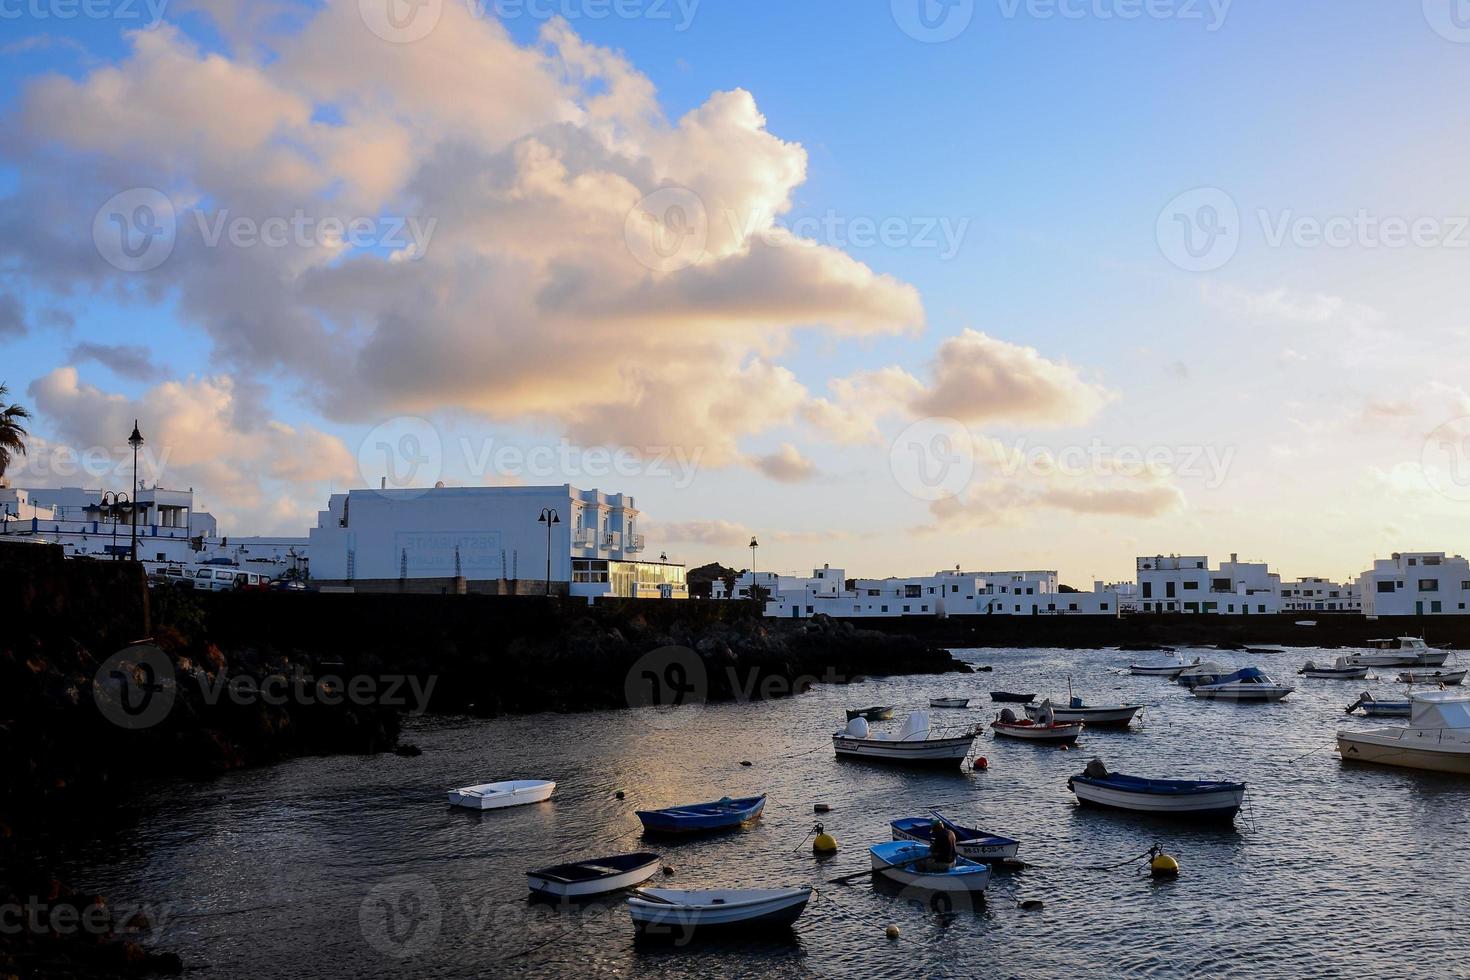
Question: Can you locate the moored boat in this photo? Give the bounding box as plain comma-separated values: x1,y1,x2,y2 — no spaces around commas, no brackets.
832,712,977,767
1337,691,1470,775
1345,692,1411,717
891,813,1020,862
868,841,991,893
1191,667,1294,703
1345,637,1450,668
1397,668,1466,686
627,887,812,936
930,697,970,708
1024,697,1143,728
989,691,1036,703
447,779,556,810
1129,655,1190,677
1067,760,1245,821
845,705,895,722
527,852,661,899
991,702,1084,743
635,795,766,834
1176,661,1228,688
1299,657,1370,680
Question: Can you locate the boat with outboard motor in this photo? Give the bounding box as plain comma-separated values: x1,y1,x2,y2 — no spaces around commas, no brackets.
1191,667,1294,702
1337,691,1470,774
833,711,978,767
1024,697,1143,728
991,701,1084,742
1344,692,1411,718
1067,758,1246,821
1299,657,1371,680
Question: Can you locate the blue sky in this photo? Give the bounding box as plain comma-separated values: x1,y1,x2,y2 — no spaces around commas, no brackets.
4,1,1470,584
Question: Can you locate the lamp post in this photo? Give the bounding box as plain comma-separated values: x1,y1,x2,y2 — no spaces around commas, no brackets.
128,420,144,562
749,535,759,605
537,507,561,597
100,491,129,560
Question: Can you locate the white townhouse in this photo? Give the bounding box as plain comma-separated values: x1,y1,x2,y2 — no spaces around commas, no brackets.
307,484,686,599
1136,553,1281,615
1357,552,1470,617
1279,577,1361,614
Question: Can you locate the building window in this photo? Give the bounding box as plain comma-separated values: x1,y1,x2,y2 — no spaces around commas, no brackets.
1100,603,1109,611
1142,583,1152,598
1377,581,1396,593
1432,600,1443,613
1419,579,1440,592
1183,581,1199,591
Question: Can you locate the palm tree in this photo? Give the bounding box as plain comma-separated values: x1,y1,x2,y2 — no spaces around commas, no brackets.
0,383,31,482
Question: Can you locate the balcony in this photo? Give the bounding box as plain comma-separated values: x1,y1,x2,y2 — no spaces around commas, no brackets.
602,531,622,550
572,528,597,549
625,533,646,553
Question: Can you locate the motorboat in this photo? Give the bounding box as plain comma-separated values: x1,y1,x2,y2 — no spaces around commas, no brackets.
991,703,1084,743
929,697,970,709
627,887,812,936
869,841,991,893
845,705,895,722
1175,661,1228,688
635,795,766,834
1068,760,1246,822
1345,637,1450,668
1024,697,1143,728
1344,692,1411,718
1337,691,1470,775
1299,657,1370,680
1397,668,1466,686
891,813,1020,862
1191,667,1294,703
1129,655,1191,677
527,853,661,899
832,712,977,767
989,691,1036,703
447,779,556,810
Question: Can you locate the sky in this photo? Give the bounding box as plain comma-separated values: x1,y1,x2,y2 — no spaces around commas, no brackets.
3,0,1470,586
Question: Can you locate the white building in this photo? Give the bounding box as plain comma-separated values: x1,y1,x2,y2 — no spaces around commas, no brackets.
1358,552,1470,617
307,484,685,599
1279,577,1361,614
1135,553,1281,615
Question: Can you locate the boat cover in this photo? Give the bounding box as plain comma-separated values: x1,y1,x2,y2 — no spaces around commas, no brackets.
897,712,931,740
1410,691,1470,729
1213,667,1267,685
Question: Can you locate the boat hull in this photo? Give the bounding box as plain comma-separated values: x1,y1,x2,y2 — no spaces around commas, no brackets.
1337,732,1470,775
1346,652,1449,668
627,888,812,937
635,796,766,834
891,819,1020,861
832,733,976,766
1069,776,1245,820
1301,668,1370,680
1024,704,1141,727
869,843,991,893
447,780,556,810
1129,664,1186,677
989,692,1036,703
991,721,1083,742
1398,670,1466,685
1191,685,1294,703
929,698,970,709
527,854,661,899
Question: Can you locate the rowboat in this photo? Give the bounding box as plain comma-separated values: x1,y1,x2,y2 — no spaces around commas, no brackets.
1337,691,1470,775
891,813,1020,861
991,703,1083,743
1129,655,1189,677
869,841,991,893
1299,657,1370,680
1345,637,1450,668
627,887,812,937
929,697,970,708
988,691,1035,703
1397,668,1466,686
1191,667,1294,703
635,795,766,834
1068,761,1246,821
527,853,661,899
1345,692,1411,718
845,705,895,721
447,779,556,810
833,712,977,767
1024,698,1143,728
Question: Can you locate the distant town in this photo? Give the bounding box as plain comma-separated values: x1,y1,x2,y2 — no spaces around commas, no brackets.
2,480,1463,621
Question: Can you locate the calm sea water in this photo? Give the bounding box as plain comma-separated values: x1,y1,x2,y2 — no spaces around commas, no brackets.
43,647,1470,978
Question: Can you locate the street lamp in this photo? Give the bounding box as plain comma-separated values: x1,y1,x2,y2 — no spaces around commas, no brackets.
128,420,144,562
537,507,561,597
100,491,129,560
749,536,759,604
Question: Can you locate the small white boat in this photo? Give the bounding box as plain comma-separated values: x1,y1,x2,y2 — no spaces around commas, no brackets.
1338,691,1470,775
929,697,970,709
447,779,556,810
1299,657,1371,680
1191,668,1293,703
1129,655,1190,677
1397,668,1466,686
627,887,812,935
832,712,977,767
527,853,661,899
1346,637,1450,668
991,702,1084,742
1024,698,1143,728
1068,759,1245,821
1175,661,1228,688
869,841,991,893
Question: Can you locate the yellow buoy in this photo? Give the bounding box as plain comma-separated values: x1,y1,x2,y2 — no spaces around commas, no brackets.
812,823,838,854
885,924,900,940
1150,852,1180,877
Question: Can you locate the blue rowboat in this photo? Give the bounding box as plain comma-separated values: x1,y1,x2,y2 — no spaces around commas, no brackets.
868,841,991,893
890,813,1020,862
635,795,766,834
1068,772,1246,821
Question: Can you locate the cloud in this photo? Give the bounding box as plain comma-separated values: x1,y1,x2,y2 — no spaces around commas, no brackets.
67,342,167,381
649,519,753,547
914,330,1114,426
749,442,817,482
0,293,24,336
1202,283,1383,330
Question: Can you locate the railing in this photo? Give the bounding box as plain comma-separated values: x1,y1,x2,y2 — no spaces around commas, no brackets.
572,528,597,548
602,531,622,550
625,533,646,553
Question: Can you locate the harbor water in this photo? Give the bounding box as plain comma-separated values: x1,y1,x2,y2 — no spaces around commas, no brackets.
40,647,1470,978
